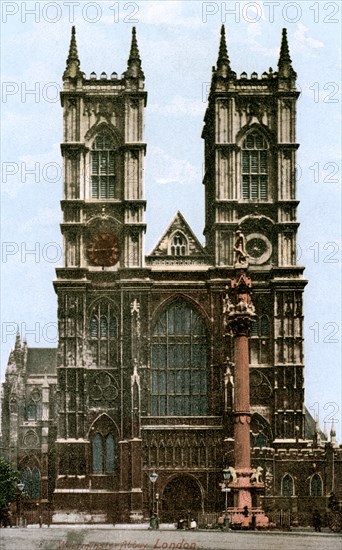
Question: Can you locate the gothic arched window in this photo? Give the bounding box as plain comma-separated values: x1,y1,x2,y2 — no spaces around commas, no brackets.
151,300,207,416
310,474,323,496
170,232,187,256
91,133,115,199
241,131,268,200
91,432,115,474
89,301,118,367
281,474,294,496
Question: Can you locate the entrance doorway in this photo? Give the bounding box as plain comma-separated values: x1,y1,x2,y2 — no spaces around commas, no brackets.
161,475,203,522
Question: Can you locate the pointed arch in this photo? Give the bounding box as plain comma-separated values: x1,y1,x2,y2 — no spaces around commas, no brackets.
250,413,272,448
168,231,188,256
237,125,271,201
151,298,208,416
89,414,118,475
281,473,295,496
84,121,123,146
310,473,323,496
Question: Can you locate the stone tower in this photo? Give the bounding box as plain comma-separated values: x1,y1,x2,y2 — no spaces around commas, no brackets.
53,26,147,520
202,27,307,442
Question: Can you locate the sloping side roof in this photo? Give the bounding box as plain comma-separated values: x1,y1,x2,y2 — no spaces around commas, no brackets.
26,348,57,375
147,211,206,258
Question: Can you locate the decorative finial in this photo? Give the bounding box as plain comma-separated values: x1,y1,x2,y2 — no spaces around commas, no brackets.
125,26,144,78
278,28,296,78
15,327,21,350
216,25,231,76
330,419,337,446
63,26,82,80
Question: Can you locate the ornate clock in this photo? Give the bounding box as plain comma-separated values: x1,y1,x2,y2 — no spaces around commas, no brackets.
87,232,120,266
245,233,272,265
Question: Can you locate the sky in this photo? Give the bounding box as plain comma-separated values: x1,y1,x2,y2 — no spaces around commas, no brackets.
1,0,341,440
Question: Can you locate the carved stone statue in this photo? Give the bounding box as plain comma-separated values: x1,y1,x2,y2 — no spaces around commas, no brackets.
233,230,248,265
251,466,263,483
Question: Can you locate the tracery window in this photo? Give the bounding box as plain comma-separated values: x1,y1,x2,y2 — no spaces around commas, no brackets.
241,131,268,200
170,232,187,256
281,474,294,496
151,300,207,416
310,474,323,496
20,467,41,498
89,300,118,367
91,133,115,199
92,432,115,474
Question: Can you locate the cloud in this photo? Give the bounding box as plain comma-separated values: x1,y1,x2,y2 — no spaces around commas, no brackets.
293,22,324,52
147,145,201,185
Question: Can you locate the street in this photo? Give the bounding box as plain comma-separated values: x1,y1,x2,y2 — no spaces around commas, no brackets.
0,527,341,550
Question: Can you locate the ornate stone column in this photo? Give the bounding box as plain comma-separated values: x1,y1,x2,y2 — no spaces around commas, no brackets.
223,231,268,527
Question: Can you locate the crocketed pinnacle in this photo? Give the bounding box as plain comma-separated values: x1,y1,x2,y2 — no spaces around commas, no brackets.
125,26,144,78
15,328,21,351
63,26,82,79
216,25,230,71
278,28,296,78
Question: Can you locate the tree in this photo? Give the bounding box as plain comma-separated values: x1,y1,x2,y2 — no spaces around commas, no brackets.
0,457,19,512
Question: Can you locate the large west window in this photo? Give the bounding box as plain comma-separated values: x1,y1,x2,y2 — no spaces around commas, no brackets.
151,300,207,416
91,133,115,199
241,131,268,200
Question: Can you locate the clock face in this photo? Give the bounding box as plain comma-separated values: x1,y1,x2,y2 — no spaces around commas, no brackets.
87,232,120,266
245,233,272,265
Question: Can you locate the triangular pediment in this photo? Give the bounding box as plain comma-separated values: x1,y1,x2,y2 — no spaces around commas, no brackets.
146,212,207,265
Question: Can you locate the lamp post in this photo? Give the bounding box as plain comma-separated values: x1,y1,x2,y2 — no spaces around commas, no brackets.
222,469,231,529
17,482,24,527
149,471,159,529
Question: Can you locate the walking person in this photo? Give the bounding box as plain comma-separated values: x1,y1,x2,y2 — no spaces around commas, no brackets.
312,509,321,532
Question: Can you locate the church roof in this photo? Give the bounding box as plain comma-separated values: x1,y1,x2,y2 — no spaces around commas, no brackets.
26,348,57,375
147,211,206,260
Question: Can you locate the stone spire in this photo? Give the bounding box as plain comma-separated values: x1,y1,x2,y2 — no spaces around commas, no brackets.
216,25,231,77
278,28,296,78
63,26,82,79
125,26,144,78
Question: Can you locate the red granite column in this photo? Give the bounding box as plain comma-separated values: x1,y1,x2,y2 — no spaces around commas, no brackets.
223,263,255,514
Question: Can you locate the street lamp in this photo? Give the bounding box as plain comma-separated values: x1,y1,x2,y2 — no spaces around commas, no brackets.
149,471,159,529
17,482,25,527
222,469,231,528
149,471,158,513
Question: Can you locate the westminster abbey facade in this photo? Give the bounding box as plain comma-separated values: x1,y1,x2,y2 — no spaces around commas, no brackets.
1,26,341,524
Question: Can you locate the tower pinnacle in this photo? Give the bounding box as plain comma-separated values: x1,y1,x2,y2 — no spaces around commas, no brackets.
216,25,231,75
278,28,296,78
125,26,144,78
63,26,82,80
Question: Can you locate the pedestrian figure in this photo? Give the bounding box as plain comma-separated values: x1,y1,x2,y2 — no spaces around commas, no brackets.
312,509,321,532
190,518,197,530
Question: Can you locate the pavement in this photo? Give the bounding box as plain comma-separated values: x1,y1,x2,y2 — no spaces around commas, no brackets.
0,526,341,550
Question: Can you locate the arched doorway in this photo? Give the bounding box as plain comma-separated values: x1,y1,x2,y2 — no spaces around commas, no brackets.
161,475,203,522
